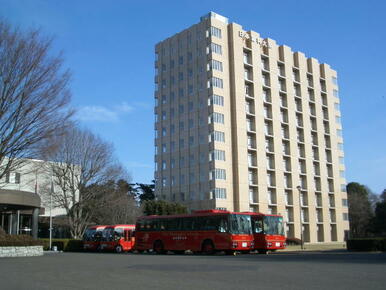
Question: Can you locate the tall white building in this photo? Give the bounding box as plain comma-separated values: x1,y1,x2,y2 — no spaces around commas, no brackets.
154,12,349,243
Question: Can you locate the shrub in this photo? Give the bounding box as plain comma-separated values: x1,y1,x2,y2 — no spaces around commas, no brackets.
0,233,45,247
286,237,302,245
0,227,6,237
347,238,386,252
39,238,83,252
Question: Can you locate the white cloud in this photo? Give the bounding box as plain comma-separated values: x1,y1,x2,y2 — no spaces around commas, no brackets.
77,102,134,122
116,102,134,113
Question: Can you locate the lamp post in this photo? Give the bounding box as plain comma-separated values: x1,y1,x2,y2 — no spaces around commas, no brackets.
49,170,54,251
296,186,304,250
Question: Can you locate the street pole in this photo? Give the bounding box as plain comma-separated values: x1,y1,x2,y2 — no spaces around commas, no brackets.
297,186,304,250
49,172,53,251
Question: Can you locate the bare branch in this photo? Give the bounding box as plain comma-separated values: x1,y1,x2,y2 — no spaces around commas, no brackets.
0,20,73,181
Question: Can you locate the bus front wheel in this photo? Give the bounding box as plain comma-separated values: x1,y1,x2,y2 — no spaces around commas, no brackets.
115,245,123,253
258,250,268,254
153,240,166,254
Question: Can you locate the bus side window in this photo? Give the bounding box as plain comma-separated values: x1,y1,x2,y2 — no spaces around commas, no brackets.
218,217,228,233
182,218,193,231
254,220,263,233
159,219,166,231
193,217,204,231
137,220,145,231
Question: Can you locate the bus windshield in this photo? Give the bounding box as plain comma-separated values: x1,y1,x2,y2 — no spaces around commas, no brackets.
263,216,284,235
229,214,252,235
83,228,96,241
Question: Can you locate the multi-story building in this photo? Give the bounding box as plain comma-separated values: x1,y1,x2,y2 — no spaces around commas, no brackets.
1,158,78,237
154,12,349,243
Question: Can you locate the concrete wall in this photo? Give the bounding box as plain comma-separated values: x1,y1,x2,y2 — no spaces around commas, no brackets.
0,246,43,258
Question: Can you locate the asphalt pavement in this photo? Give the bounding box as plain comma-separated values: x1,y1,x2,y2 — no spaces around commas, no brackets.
0,250,385,290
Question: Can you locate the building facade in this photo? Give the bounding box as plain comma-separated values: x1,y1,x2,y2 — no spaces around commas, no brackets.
154,12,349,243
0,158,72,237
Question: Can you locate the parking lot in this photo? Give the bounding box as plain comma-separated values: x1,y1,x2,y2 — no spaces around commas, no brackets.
1,251,385,290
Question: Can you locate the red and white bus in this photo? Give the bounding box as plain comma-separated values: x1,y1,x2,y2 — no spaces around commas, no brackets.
250,213,286,253
99,224,136,253
83,225,107,251
135,210,254,255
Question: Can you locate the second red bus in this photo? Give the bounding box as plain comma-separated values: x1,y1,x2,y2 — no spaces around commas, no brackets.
250,213,286,253
135,210,254,255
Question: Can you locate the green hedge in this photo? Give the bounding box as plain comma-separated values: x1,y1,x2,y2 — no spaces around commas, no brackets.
0,228,44,247
286,237,302,245
347,238,386,252
0,234,45,247
39,239,83,252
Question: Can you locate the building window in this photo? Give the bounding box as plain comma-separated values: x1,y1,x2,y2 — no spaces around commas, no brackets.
342,199,348,207
209,112,225,124
210,131,225,142
189,172,195,184
210,168,226,180
180,174,185,185
343,213,349,221
162,160,166,170
213,188,227,199
210,26,222,38
209,77,223,88
209,42,222,55
162,144,166,153
179,104,184,114
179,156,185,168
209,149,226,161
209,59,223,72
333,89,339,98
5,172,21,184
209,94,224,106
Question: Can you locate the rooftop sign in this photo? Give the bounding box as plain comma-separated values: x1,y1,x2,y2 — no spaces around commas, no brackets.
239,31,270,48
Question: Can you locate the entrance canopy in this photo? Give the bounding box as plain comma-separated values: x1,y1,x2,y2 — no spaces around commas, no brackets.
0,189,41,238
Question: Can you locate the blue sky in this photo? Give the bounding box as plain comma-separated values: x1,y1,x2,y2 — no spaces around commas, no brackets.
1,0,385,193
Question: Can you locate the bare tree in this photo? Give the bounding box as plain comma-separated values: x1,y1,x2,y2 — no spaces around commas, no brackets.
87,179,142,225
0,20,73,183
41,125,124,239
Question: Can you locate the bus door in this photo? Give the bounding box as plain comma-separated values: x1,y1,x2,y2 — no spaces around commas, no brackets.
121,229,134,251
212,216,230,249
252,216,265,249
